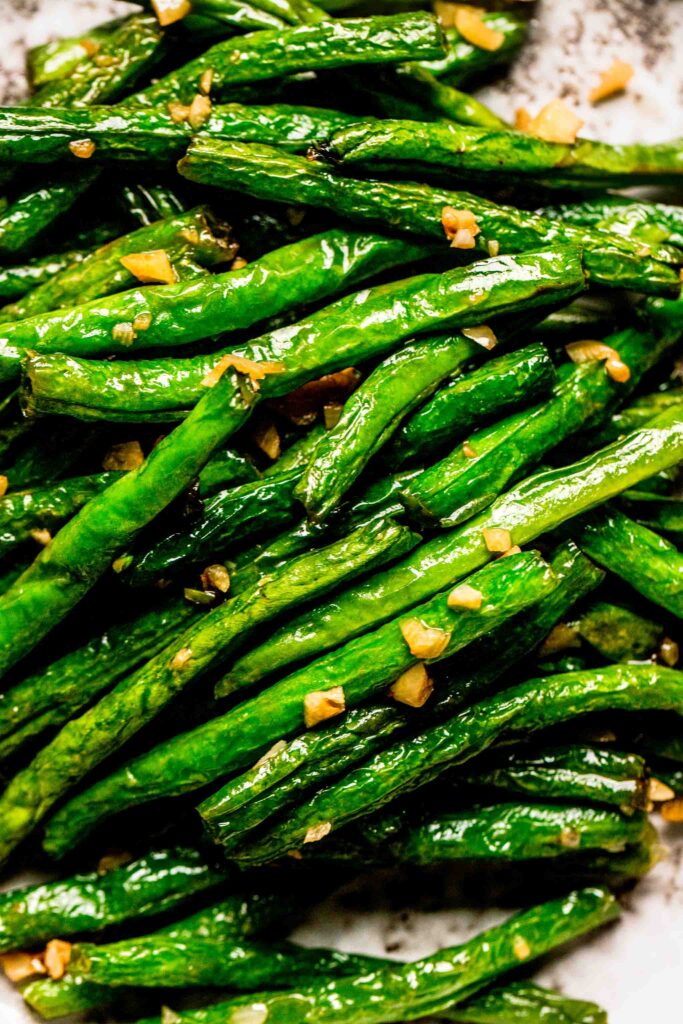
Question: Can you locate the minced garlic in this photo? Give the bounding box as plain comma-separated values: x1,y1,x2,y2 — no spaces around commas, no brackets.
589,59,634,104
447,584,483,610
441,206,481,249
304,686,345,727
390,662,434,707
400,618,451,658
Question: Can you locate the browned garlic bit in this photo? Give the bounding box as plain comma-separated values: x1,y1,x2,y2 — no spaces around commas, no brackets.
661,798,683,823
304,686,346,727
518,99,584,144
199,68,215,96
323,403,344,429
648,778,676,804
400,618,451,658
566,340,631,383
487,239,500,257
303,821,332,844
255,740,288,768
390,662,434,707
133,311,153,332
482,526,512,553
0,475,7,498
30,528,52,546
68,139,96,159
103,440,145,472
559,828,581,849
512,935,531,960
0,951,47,982
462,325,497,350
452,5,504,51
441,206,481,249
201,563,231,594
538,622,581,658
44,940,72,981
253,421,281,460
151,0,192,27
97,850,133,875
170,647,193,670
447,584,483,610
120,250,177,285
231,257,249,270
501,544,522,557
201,353,285,388
188,93,212,130
111,321,137,346
589,59,634,104
80,38,100,57
659,637,680,667
462,441,477,458
168,101,190,124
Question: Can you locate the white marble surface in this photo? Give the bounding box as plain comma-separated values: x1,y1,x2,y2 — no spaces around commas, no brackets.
0,1,682,1021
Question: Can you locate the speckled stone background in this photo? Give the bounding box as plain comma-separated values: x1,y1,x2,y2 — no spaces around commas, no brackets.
1,2,682,1021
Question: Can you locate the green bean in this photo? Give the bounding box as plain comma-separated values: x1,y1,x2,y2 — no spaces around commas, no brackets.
0,593,195,759
417,14,528,85
178,139,681,296
227,407,683,690
0,103,364,165
71,935,384,990
238,665,683,859
400,323,672,526
23,248,584,420
115,179,187,227
200,542,603,846
32,14,167,108
322,119,683,190
0,848,231,952
618,490,683,539
443,979,607,1024
0,249,88,304
27,19,126,87
458,745,650,812
133,14,446,106
142,889,618,1024
296,333,485,522
390,343,556,468
125,467,305,584
575,602,663,662
576,506,683,618
539,195,683,249
374,804,649,866
21,885,303,1019
46,551,555,853
0,417,100,490
5,518,412,860
8,228,429,388
0,169,99,258
0,367,256,690
0,205,232,322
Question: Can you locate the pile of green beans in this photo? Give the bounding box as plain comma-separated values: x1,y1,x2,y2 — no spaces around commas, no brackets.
0,4,680,1023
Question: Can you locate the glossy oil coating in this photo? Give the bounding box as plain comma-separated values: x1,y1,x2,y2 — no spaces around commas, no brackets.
0,169,99,257
44,551,554,853
151,889,618,1024
5,228,426,385
249,665,683,851
458,744,650,811
577,506,683,617
202,543,603,847
324,119,683,189
0,593,195,761
22,248,584,420
226,409,683,690
390,343,556,467
0,367,255,686
0,205,231,322
296,333,481,522
17,518,415,861
0,847,231,952
133,14,446,106
0,103,364,165
400,323,675,526
178,139,683,295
